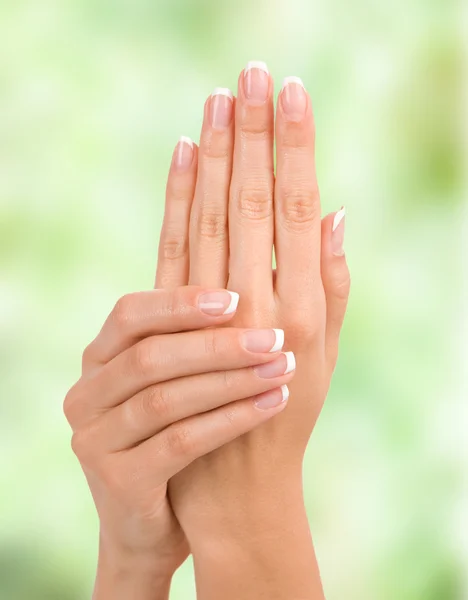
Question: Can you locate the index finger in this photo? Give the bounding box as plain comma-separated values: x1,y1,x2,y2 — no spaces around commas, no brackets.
82,287,240,369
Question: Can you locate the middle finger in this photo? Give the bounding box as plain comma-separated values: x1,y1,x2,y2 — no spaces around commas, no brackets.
66,327,286,426
228,61,275,301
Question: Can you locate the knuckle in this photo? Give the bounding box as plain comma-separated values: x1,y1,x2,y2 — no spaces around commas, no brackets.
167,183,192,202
222,404,238,426
235,184,273,221
240,115,270,137
63,382,81,423
132,339,158,376
168,287,184,316
70,429,91,461
166,423,194,457
280,126,314,150
198,210,227,240
284,305,324,342
220,369,238,393
112,294,136,330
202,135,231,160
140,385,173,422
155,270,177,290
63,390,75,421
161,235,187,261
332,270,351,301
81,343,95,367
279,183,320,231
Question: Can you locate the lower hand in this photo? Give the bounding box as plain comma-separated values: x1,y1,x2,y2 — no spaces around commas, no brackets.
64,286,296,598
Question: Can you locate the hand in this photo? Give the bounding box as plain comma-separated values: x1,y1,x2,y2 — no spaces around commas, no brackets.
63,286,297,599
157,63,350,598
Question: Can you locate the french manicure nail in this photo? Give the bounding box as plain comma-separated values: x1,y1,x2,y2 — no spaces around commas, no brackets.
254,385,289,410
174,136,194,171
244,60,269,102
253,351,296,379
281,76,307,121
242,328,284,353
331,206,346,256
198,290,239,316
210,88,234,129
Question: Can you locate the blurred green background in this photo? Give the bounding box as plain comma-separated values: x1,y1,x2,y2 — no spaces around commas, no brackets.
0,0,463,598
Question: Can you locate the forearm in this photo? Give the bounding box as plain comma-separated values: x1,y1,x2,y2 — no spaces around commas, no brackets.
189,474,325,600
93,538,174,600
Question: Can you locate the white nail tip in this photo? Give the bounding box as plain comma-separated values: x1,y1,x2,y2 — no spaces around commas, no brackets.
281,385,290,402
223,292,240,315
283,351,296,374
245,61,269,74
270,329,285,353
282,76,305,89
211,87,234,100
332,207,346,232
179,135,193,148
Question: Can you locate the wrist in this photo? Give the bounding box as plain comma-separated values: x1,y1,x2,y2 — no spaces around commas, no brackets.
188,479,324,600
185,467,307,549
93,537,175,600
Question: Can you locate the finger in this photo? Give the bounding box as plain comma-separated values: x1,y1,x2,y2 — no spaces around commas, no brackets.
189,89,234,287
228,61,275,299
66,327,286,426
155,137,198,290
321,208,350,366
75,352,296,453
120,385,290,483
274,76,322,305
82,286,240,368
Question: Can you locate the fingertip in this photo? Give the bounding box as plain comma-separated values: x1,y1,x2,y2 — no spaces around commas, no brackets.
332,206,346,232
253,385,289,411
223,291,240,315
171,136,196,173
321,211,350,292
321,209,346,258
197,289,240,318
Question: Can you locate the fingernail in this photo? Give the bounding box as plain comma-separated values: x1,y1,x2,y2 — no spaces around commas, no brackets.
244,61,269,102
332,206,346,256
242,329,284,353
254,385,289,410
281,76,307,121
198,290,239,316
254,352,296,378
210,88,234,129
174,136,194,171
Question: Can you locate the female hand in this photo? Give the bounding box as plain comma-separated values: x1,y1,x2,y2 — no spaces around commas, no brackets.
63,286,297,599
157,62,350,598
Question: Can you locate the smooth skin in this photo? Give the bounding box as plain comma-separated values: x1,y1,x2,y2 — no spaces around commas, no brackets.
161,64,350,599
65,62,349,600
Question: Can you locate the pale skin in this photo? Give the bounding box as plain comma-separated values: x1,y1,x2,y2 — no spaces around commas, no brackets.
64,62,350,600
